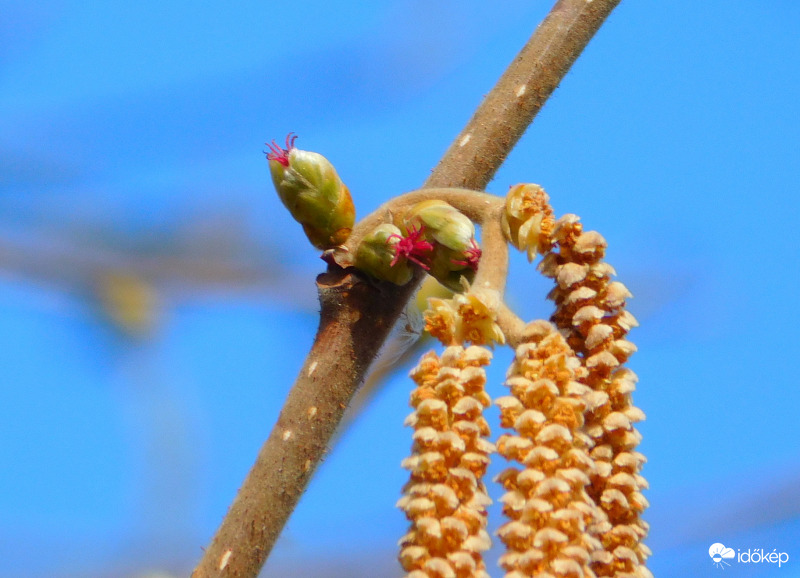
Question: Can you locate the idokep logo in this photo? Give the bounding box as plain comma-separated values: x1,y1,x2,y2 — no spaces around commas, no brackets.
709,542,790,570
709,543,735,569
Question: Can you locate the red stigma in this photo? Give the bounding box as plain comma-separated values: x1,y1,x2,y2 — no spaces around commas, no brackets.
388,224,434,270
265,132,297,166
452,238,482,271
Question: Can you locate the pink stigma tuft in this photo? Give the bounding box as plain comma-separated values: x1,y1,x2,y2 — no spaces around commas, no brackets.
388,225,434,270
265,133,297,166
451,238,482,271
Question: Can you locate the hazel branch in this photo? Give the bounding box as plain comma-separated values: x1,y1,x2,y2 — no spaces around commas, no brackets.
424,0,623,190
494,302,528,348
470,199,508,296
192,1,622,577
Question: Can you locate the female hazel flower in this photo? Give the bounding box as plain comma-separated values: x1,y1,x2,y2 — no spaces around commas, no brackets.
389,224,435,270
266,133,356,250
355,223,415,286
425,239,481,293
389,200,482,291
403,200,476,253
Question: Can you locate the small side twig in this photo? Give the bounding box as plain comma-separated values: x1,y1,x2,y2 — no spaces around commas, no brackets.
192,1,622,576
494,301,529,348
470,199,509,296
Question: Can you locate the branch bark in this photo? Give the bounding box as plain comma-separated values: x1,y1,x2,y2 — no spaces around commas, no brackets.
192,1,622,576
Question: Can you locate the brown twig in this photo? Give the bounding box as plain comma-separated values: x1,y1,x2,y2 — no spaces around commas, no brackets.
471,199,509,296
424,0,622,191
192,1,622,576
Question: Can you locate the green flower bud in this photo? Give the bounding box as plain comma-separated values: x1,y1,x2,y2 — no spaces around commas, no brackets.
403,200,475,252
355,224,414,286
389,200,482,290
266,134,356,250
426,242,478,292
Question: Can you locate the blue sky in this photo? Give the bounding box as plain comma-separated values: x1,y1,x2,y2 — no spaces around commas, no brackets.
1,1,799,577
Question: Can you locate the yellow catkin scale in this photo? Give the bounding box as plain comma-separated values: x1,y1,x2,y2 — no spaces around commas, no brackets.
424,288,505,347
501,183,555,261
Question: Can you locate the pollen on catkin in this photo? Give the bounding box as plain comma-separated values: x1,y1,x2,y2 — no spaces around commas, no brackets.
424,289,505,347
398,345,495,578
494,320,607,578
501,183,556,261
538,215,651,578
